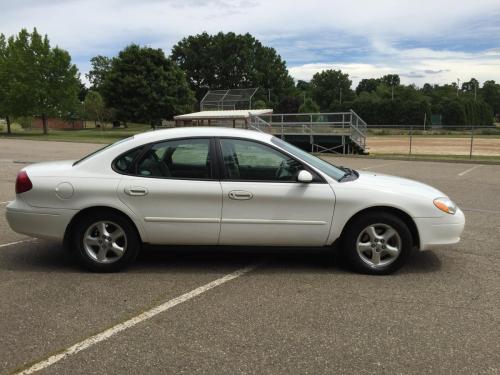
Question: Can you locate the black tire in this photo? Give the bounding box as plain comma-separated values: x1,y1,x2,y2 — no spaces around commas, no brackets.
341,211,413,275
72,210,141,272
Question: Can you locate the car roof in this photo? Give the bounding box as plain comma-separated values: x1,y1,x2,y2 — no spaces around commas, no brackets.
132,127,273,143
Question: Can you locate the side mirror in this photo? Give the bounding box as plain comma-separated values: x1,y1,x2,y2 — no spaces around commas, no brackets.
297,170,313,183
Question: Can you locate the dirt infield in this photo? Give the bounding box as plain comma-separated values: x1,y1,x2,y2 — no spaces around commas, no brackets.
367,136,500,156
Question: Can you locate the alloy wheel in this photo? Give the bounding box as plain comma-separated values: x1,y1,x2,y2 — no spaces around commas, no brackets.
83,221,128,264
356,223,402,268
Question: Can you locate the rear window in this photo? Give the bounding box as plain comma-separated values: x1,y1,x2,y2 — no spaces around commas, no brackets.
73,137,135,166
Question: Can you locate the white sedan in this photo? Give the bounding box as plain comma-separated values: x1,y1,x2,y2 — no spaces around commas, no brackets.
6,128,465,274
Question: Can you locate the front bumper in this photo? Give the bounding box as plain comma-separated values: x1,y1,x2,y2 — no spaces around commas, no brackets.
414,207,465,250
6,198,76,241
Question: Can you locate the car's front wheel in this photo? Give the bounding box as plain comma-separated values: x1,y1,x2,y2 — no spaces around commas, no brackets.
73,211,140,272
342,212,413,275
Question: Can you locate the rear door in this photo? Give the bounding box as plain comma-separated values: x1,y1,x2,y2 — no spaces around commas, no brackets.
217,138,335,246
116,137,222,245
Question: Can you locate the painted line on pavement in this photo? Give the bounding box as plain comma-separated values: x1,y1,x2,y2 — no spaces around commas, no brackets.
14,264,259,375
458,165,483,176
0,239,35,248
1,201,11,205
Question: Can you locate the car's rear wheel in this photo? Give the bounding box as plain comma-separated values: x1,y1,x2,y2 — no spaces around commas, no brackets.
342,212,413,275
73,211,140,272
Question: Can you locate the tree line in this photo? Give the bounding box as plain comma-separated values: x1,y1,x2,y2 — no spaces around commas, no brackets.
1,28,499,134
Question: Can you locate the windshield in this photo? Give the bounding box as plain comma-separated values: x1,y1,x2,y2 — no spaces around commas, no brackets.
73,137,135,166
271,137,346,181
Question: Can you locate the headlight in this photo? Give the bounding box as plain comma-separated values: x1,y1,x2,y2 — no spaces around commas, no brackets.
433,197,457,215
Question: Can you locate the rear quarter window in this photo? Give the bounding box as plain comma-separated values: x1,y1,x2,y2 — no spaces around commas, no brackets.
113,147,144,174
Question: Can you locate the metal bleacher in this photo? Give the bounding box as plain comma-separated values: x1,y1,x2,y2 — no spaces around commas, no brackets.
249,110,367,154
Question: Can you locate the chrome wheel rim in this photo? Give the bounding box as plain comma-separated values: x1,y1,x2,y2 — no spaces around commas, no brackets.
83,221,127,264
356,223,401,268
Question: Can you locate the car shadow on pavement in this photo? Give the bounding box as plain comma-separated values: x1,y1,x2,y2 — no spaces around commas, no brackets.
1,241,441,275
134,245,442,275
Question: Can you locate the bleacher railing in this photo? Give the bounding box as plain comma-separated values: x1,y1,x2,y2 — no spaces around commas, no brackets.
249,111,367,152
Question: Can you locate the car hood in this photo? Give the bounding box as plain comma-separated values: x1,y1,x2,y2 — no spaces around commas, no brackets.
353,171,446,199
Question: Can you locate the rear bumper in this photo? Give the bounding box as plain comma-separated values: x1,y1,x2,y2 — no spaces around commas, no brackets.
414,208,465,250
6,198,76,240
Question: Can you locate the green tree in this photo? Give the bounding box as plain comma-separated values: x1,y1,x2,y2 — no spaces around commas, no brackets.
441,99,466,126
0,33,11,134
356,78,380,95
101,44,195,127
252,100,268,109
86,55,112,91
276,96,302,113
296,80,311,93
2,28,80,134
481,80,500,115
380,74,400,87
299,97,320,113
461,78,479,93
171,32,295,107
310,69,354,110
84,90,106,128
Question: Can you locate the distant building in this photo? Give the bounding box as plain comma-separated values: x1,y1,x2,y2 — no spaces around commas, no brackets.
32,117,84,130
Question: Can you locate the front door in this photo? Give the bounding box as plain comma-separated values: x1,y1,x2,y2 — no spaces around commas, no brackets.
117,137,222,245
217,138,335,246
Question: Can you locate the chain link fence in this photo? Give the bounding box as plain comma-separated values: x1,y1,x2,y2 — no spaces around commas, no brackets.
365,125,500,158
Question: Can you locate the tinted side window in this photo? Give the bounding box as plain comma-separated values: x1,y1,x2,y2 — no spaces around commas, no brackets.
114,147,144,174
136,139,211,179
220,139,303,181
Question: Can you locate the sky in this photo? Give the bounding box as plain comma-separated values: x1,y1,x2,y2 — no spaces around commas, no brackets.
1,0,500,88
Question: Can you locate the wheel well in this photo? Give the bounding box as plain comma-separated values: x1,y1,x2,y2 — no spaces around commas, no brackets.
340,206,420,248
63,206,142,249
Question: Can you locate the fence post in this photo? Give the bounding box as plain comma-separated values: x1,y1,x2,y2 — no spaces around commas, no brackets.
409,125,413,155
470,124,475,158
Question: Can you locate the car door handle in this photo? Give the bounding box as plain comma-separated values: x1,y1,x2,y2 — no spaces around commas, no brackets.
228,190,253,200
125,186,148,196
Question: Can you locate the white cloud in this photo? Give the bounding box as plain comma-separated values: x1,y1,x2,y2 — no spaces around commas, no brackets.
1,0,500,86
289,44,500,87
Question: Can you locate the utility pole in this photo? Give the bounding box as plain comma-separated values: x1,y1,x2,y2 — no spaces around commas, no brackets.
457,78,461,97
390,75,395,100
474,83,477,102
339,87,342,104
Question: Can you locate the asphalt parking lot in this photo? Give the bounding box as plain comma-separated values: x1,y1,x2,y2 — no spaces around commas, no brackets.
1,138,499,375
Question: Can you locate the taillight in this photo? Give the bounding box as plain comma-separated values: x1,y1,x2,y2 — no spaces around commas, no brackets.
15,170,33,194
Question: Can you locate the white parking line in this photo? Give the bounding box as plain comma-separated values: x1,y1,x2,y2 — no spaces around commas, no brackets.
361,161,401,170
0,239,35,248
14,264,258,375
458,165,483,176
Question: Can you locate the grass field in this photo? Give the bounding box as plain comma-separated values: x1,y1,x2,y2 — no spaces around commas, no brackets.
0,122,148,144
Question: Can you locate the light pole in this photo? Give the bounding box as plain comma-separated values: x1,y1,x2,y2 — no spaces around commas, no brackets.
339,87,342,104
457,78,461,97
